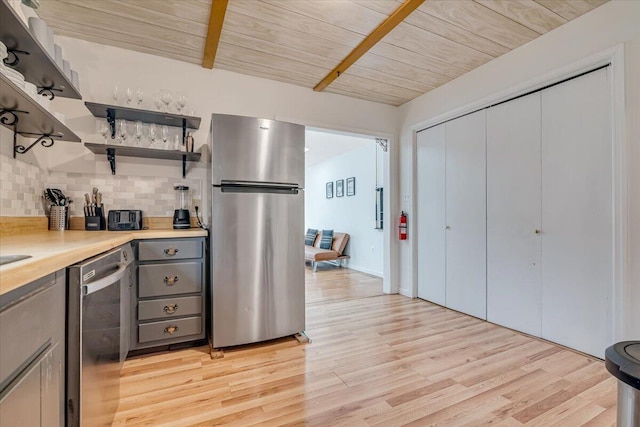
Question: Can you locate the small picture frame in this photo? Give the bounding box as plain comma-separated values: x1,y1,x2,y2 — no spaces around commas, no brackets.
346,177,356,196
336,179,344,197
326,181,334,199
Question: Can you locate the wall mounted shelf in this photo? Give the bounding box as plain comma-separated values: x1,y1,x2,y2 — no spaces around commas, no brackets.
84,142,201,178
84,102,201,144
0,0,81,99
0,73,81,157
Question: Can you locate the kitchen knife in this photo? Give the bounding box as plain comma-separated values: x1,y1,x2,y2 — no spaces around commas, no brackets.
84,193,91,206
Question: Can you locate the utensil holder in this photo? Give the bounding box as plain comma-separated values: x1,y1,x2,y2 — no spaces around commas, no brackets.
85,206,106,231
49,206,69,230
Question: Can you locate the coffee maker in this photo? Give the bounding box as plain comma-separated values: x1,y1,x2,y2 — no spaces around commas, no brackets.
173,185,190,229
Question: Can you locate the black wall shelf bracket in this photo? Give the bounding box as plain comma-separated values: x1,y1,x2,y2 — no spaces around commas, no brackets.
107,147,116,175
107,108,116,139
3,48,30,67
37,85,64,101
182,118,187,148
14,132,56,157
0,108,28,126
182,154,187,178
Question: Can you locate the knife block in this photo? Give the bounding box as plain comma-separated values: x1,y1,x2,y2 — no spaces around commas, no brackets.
85,206,106,231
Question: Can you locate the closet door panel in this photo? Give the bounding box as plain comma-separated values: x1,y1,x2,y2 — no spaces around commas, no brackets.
445,110,487,319
541,68,612,358
487,93,542,336
416,124,446,305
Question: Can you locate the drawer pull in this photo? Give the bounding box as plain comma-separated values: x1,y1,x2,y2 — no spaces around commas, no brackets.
164,304,179,314
164,276,179,286
164,325,179,335
164,247,179,256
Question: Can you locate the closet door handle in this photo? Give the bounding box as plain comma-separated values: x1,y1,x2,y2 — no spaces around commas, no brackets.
445,225,451,230
535,229,541,234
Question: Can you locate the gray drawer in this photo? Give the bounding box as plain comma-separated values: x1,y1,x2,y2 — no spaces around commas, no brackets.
138,316,202,343
138,296,202,321
138,262,202,298
0,279,62,388
138,239,202,261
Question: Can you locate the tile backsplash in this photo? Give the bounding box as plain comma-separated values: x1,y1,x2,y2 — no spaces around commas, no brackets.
47,172,202,217
0,153,47,216
1,153,203,218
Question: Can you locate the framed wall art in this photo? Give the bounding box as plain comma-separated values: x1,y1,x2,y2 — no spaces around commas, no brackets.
336,179,344,197
346,177,356,196
326,181,334,199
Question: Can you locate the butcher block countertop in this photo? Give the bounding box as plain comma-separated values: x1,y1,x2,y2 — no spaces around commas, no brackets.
0,228,208,296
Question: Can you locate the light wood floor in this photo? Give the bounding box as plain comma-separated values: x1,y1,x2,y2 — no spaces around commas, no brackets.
114,267,617,426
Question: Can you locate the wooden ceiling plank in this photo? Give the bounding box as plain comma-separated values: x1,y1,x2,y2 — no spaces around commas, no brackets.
417,0,540,49
324,85,408,106
47,27,201,65
228,0,367,49
349,65,435,94
369,42,469,79
41,14,205,56
533,0,608,20
314,0,426,92
357,1,511,57
334,72,425,100
57,0,209,36
38,2,205,52
382,22,494,71
221,10,353,62
263,0,392,36
356,52,452,88
475,0,567,34
202,0,228,69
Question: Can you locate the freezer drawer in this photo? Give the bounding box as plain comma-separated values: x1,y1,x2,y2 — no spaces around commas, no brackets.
138,296,202,321
138,239,203,261
138,316,202,343
139,262,202,298
211,114,305,186
211,187,305,348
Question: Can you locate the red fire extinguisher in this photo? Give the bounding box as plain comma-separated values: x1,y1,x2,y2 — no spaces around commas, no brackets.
399,211,407,240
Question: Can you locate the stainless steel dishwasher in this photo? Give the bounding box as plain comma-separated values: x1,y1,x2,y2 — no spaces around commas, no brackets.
66,243,133,427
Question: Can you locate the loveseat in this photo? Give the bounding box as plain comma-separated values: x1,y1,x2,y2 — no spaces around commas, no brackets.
304,231,350,272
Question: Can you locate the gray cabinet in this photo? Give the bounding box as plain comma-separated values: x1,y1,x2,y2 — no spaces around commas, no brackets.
0,271,65,427
131,238,206,351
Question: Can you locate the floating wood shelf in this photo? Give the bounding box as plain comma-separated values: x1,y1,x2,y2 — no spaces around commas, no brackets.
0,0,81,99
84,102,201,130
84,142,201,178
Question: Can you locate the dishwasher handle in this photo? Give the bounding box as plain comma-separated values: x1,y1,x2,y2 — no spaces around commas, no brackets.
83,263,127,295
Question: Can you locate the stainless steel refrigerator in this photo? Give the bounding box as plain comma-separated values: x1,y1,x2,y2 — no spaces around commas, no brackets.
210,113,305,349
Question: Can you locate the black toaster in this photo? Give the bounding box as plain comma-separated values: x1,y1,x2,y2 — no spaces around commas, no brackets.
108,210,143,231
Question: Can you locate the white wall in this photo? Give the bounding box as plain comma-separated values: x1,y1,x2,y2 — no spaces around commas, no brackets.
305,142,384,277
396,0,640,339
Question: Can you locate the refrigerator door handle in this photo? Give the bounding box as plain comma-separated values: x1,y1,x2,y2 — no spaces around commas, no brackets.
220,180,299,189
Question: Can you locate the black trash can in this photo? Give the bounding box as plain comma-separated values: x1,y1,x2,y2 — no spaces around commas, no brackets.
605,341,640,426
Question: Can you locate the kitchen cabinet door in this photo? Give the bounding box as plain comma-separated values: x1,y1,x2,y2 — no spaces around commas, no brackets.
541,67,612,358
486,92,542,336
445,110,487,319
416,124,446,305
40,343,63,427
0,353,41,427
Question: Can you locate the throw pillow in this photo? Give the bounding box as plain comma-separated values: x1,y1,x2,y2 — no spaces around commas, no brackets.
319,229,334,250
304,228,318,246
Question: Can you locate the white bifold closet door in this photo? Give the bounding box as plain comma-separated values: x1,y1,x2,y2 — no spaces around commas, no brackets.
486,92,542,336
416,124,446,305
445,110,487,320
541,67,612,358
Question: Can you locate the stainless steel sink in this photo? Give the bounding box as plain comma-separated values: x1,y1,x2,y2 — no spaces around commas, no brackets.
0,255,32,266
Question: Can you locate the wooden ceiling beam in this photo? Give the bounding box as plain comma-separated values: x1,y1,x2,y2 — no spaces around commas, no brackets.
202,0,229,69
313,0,425,92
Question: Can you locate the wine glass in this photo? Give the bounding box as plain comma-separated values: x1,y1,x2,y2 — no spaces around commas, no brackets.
112,86,119,104
153,94,163,112
160,90,172,113
126,87,133,105
135,121,143,145
149,123,158,147
97,120,110,144
172,134,181,151
161,126,169,149
117,119,127,144
136,87,144,107
176,95,187,114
